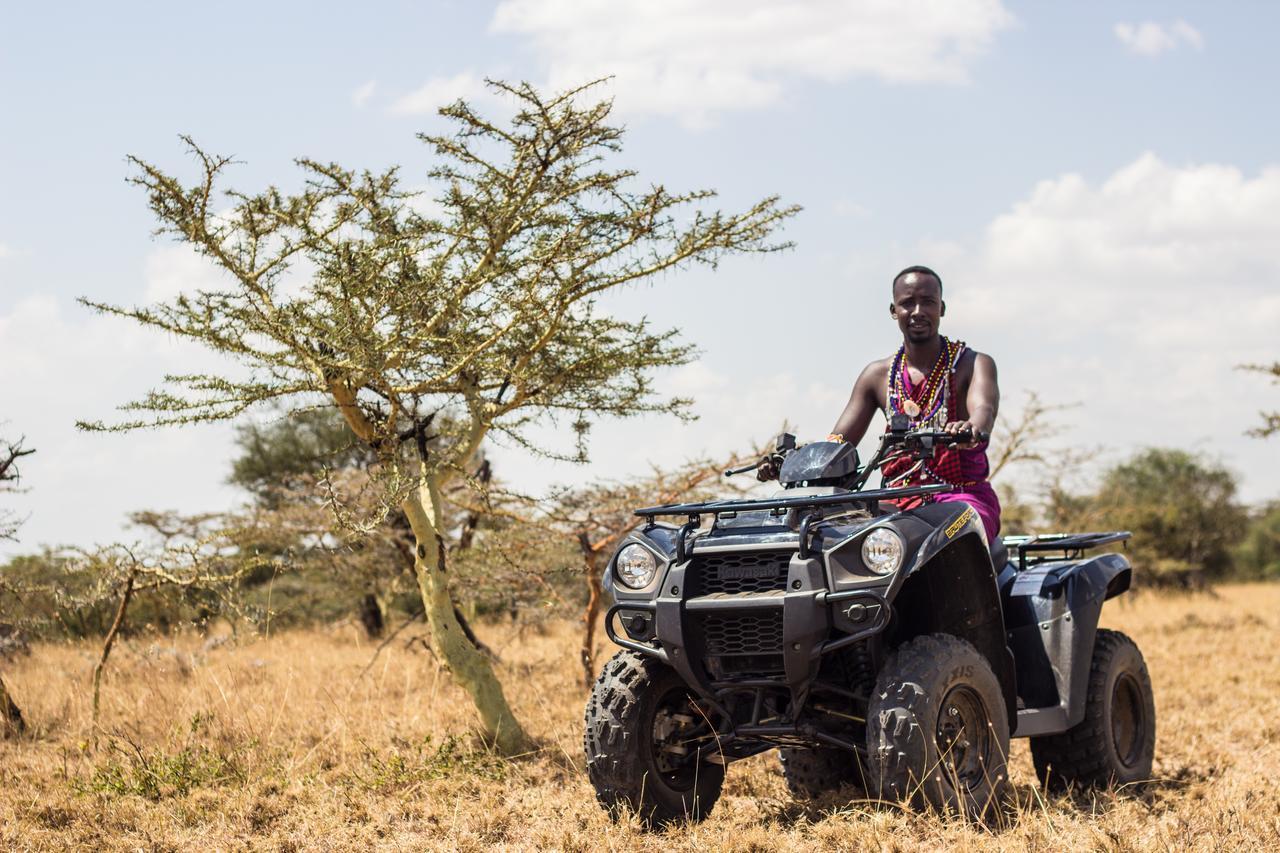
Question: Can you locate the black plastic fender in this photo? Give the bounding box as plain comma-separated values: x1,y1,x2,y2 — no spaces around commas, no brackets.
869,502,1019,726
1001,552,1132,736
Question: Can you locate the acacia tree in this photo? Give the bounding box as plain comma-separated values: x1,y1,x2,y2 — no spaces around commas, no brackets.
0,435,34,543
228,407,520,639
1243,362,1280,438
79,80,797,753
0,434,34,735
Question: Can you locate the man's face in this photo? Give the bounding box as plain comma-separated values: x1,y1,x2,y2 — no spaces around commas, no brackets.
890,273,945,343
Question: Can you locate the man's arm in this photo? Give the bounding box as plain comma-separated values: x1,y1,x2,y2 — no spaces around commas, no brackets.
945,352,999,438
830,361,886,444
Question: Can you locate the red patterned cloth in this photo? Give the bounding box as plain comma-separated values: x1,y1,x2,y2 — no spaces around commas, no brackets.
880,343,1001,539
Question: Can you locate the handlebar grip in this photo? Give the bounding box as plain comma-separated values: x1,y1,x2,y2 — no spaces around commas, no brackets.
907,428,990,444
945,429,989,444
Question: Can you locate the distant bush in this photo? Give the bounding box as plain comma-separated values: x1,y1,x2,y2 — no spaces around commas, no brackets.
1234,503,1280,580
1045,448,1250,586
0,550,225,640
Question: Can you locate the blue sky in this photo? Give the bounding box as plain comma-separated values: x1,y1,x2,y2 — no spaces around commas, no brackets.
3,1,1278,554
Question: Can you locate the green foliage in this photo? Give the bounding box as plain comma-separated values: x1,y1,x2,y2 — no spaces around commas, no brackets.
225,404,580,625
229,408,375,502
80,79,797,485
78,718,246,800
82,743,241,800
1234,503,1280,580
0,550,224,640
1076,448,1248,582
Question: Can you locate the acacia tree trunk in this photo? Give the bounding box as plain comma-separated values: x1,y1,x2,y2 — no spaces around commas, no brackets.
0,674,24,736
578,532,604,689
358,593,385,639
93,571,136,728
401,475,531,755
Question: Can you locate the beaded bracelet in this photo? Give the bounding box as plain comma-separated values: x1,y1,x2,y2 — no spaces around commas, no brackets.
826,433,846,443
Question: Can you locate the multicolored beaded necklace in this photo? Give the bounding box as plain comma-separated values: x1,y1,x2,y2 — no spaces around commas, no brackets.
888,336,965,423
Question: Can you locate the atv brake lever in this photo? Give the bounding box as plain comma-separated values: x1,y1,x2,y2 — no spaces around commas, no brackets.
724,460,761,477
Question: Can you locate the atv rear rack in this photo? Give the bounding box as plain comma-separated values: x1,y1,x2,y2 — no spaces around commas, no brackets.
1004,531,1132,570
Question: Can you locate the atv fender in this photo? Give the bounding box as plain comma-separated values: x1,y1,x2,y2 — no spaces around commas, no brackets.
1001,552,1132,737
883,502,1018,726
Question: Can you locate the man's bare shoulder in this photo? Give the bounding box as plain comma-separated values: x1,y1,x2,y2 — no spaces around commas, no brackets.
955,347,996,385
862,355,893,376
961,347,996,371
853,358,892,407
856,357,892,386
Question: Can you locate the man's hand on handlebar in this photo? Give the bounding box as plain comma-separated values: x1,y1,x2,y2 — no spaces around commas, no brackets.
887,424,990,458
941,420,986,448
756,454,782,482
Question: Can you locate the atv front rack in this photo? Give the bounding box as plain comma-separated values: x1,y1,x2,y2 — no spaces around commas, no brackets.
1004,531,1132,570
634,483,952,520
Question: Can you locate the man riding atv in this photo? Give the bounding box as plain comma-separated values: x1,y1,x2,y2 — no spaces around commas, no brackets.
761,264,1001,540
583,265,1155,828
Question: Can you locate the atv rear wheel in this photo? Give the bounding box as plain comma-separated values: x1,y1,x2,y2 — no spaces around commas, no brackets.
584,650,725,827
1030,629,1155,792
867,633,1010,818
778,746,864,800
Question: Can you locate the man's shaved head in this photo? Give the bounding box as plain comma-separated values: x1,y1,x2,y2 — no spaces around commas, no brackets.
892,265,943,296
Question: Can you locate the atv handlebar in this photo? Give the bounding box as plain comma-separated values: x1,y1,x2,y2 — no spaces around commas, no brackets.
894,427,990,447
730,426,990,482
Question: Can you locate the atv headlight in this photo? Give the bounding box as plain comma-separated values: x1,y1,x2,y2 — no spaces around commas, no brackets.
861,528,904,575
615,543,658,589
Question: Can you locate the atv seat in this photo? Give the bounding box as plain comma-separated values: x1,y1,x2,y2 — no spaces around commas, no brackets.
990,537,1009,568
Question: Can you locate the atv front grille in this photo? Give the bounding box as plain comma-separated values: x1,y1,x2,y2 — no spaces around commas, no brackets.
688,551,792,595
695,611,784,656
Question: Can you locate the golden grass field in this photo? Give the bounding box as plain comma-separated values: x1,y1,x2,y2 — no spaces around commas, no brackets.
2,583,1279,851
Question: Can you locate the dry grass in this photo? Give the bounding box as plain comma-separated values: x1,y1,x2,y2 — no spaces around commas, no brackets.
2,583,1279,851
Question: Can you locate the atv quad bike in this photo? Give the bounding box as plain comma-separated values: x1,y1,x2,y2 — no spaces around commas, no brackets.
583,420,1155,826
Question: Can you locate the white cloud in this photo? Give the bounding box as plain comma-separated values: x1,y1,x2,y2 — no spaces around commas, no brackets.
942,153,1280,501
971,153,1280,323
351,79,377,108
144,244,231,302
389,72,493,116
490,0,1014,126
144,237,316,304
1114,19,1203,57
0,295,242,557
0,242,12,259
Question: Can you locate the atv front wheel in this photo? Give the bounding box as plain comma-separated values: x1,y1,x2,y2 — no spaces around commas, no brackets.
778,746,864,800
1030,629,1155,792
584,650,725,827
867,633,1010,817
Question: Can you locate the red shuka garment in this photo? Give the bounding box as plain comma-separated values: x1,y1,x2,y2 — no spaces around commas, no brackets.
880,340,1002,540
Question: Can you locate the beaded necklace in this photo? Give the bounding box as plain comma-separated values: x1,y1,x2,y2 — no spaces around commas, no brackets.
889,336,963,423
